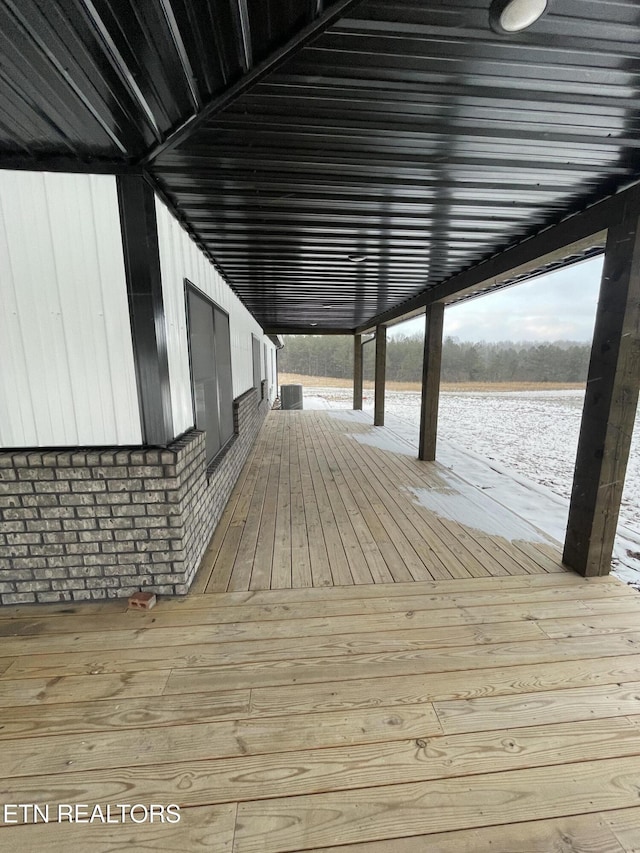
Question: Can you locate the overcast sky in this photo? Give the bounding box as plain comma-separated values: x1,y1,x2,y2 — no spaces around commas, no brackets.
391,255,603,343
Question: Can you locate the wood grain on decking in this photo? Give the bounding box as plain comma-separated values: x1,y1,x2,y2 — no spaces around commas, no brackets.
1,573,640,850
197,411,566,592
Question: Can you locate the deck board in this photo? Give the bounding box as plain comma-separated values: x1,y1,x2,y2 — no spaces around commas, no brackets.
303,814,633,853
233,757,640,853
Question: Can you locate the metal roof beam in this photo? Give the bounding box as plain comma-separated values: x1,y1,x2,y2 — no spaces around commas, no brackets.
231,0,253,73
355,182,640,334
0,157,141,174
142,0,365,166
264,326,353,335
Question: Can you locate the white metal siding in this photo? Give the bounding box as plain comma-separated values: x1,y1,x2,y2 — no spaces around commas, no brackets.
0,171,142,448
155,196,277,437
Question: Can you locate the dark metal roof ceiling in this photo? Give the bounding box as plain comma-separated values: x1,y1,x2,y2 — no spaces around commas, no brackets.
0,0,348,161
2,0,640,332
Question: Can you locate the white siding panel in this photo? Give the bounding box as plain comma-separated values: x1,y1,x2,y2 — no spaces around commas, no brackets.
0,171,142,448
156,196,277,437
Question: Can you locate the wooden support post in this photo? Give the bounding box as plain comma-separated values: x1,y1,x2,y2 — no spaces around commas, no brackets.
563,213,640,576
353,334,363,410
374,325,386,426
117,175,174,446
418,303,445,461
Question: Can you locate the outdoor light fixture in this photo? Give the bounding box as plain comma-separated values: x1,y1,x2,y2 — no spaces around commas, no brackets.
489,0,548,33
347,254,367,263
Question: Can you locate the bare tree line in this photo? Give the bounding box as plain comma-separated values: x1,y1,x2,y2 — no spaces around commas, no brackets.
279,335,590,383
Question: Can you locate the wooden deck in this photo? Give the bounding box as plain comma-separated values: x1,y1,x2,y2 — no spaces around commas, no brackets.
2,410,640,850
194,410,566,593
1,573,640,850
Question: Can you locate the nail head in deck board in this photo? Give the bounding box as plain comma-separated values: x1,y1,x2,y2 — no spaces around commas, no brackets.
233,756,640,853
564,211,640,576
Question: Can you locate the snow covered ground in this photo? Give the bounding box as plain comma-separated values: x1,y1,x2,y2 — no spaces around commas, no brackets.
300,385,640,588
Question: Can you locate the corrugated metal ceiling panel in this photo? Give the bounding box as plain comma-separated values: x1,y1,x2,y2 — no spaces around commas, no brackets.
153,0,640,329
0,0,325,160
2,0,640,331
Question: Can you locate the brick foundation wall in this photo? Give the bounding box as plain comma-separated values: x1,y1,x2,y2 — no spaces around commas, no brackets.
0,387,270,604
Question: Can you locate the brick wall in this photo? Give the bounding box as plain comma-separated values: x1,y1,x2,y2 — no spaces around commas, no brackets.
0,387,270,604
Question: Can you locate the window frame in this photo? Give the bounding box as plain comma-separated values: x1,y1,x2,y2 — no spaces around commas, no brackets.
184,279,234,465
251,333,264,401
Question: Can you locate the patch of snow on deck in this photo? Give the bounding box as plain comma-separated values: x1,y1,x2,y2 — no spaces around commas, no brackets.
349,429,415,455
406,474,553,544
296,383,640,589
301,394,334,410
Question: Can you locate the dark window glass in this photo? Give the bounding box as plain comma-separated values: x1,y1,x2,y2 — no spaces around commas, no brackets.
187,285,233,464
252,334,261,393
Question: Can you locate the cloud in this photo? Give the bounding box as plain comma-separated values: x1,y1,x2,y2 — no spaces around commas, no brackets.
391,256,603,343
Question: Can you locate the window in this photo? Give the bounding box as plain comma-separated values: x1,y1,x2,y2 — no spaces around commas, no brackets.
252,334,263,399
186,283,233,464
